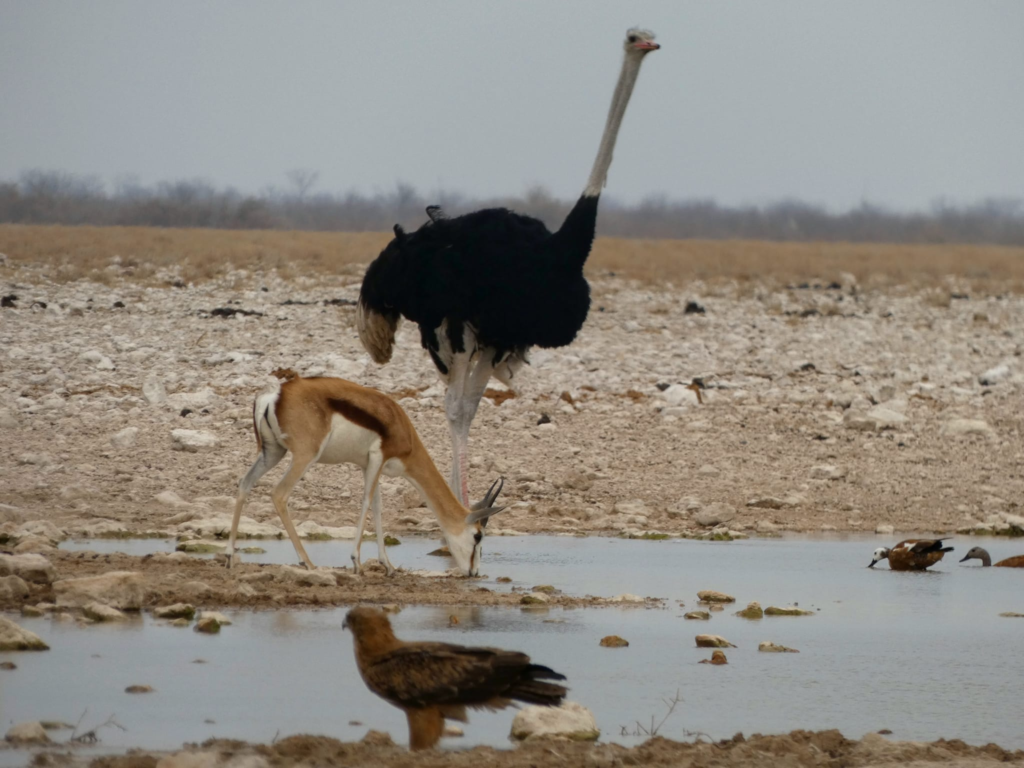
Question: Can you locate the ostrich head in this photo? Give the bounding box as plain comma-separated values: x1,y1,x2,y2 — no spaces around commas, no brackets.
624,28,659,55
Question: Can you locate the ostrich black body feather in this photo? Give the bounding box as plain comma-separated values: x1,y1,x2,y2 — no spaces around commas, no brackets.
359,196,599,373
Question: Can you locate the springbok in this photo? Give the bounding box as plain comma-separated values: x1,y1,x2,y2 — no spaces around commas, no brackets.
229,369,506,576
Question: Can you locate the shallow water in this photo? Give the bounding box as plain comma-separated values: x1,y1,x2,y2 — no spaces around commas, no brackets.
3,535,1023,755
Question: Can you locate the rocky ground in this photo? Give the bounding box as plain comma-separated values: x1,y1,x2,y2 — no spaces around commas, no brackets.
2,260,1022,547
10,730,1024,768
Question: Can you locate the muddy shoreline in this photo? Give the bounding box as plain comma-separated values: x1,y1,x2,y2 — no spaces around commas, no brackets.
11,730,1024,768
2,546,665,614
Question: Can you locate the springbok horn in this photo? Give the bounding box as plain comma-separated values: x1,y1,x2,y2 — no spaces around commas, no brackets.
465,505,507,526
468,477,505,513
484,477,504,507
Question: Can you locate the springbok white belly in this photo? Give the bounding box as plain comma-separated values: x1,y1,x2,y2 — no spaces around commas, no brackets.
316,414,381,467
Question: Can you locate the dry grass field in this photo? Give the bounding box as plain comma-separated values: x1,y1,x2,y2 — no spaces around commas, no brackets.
2,223,1023,291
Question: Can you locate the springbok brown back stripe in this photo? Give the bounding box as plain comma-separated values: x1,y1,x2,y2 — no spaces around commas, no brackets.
328,398,388,440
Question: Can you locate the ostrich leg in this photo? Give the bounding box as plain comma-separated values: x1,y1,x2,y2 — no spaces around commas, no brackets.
445,349,496,505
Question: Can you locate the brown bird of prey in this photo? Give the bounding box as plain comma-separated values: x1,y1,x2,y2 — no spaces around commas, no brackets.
343,606,568,750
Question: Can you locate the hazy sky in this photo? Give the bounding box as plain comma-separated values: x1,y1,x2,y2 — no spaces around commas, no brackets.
2,2,1022,211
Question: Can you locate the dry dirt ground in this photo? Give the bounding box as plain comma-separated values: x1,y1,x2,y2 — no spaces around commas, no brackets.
22,730,1024,768
2,238,1023,549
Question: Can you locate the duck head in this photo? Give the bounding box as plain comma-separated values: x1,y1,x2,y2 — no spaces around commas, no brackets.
959,546,992,566
868,547,890,568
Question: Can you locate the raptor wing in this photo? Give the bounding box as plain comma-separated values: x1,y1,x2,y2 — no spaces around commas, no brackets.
361,642,565,710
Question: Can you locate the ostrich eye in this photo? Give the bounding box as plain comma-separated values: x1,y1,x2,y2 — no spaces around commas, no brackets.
628,35,638,43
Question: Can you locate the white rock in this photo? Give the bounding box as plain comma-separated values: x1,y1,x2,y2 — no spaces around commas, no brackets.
611,499,649,517
866,406,908,429
143,376,168,405
83,601,128,622
0,408,18,429
875,524,895,535
167,388,217,411
510,701,600,742
0,617,49,651
79,350,115,370
1002,513,1024,533
0,553,56,584
277,566,338,587
979,363,1011,386
661,384,700,407
746,497,786,510
197,610,233,626
111,426,140,448
295,520,358,539
844,407,906,431
12,537,57,554
693,502,736,527
940,419,996,439
0,575,30,600
155,490,192,507
13,520,65,543
758,641,799,653
171,429,219,452
810,464,846,480
53,571,146,610
4,721,51,744
607,593,645,604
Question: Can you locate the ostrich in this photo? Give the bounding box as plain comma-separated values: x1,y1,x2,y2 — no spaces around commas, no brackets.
357,28,660,503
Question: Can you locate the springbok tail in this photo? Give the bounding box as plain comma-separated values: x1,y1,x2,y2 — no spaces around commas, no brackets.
253,381,287,448
239,383,287,495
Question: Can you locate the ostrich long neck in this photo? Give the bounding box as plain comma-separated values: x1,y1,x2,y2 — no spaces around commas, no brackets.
583,52,646,198
549,51,646,268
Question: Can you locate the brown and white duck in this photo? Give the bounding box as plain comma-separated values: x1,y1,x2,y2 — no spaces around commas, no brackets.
868,538,953,571
959,546,1024,568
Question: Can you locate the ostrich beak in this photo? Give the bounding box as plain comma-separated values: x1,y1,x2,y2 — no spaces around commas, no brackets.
635,41,660,51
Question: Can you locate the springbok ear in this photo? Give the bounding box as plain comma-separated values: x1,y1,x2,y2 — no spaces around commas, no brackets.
465,505,507,526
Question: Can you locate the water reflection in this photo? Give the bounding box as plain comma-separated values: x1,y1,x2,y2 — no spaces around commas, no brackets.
7,534,1018,754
